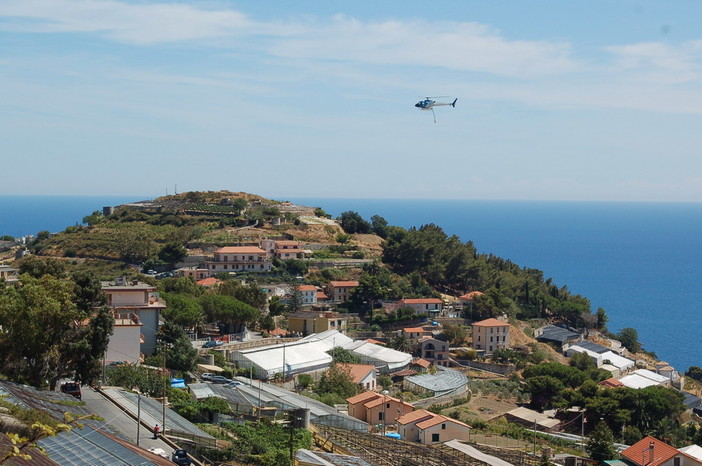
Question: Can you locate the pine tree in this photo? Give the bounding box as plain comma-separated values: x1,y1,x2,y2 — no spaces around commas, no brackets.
586,421,617,461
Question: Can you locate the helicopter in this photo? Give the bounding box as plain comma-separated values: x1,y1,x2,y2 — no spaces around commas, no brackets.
415,97,457,123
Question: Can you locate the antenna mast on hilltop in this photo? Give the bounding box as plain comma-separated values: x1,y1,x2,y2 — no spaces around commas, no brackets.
175,184,177,195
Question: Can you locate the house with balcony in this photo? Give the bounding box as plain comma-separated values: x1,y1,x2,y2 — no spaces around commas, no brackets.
175,266,209,280
206,246,272,276
260,239,305,260
102,277,166,355
298,285,318,305
399,298,443,317
419,337,450,367
105,311,144,364
287,310,348,336
346,391,413,426
326,281,359,303
472,318,510,354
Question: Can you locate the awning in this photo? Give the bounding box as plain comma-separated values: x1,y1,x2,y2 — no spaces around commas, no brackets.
197,364,225,373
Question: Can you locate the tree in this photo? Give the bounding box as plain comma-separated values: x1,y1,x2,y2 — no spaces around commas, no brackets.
199,294,259,333
370,215,389,238
0,274,112,390
338,211,371,234
617,328,641,353
596,307,608,331
586,421,616,461
82,210,104,227
219,280,268,309
18,256,66,278
317,363,360,398
259,313,275,332
442,323,466,346
118,231,156,264
157,242,188,265
161,293,204,328
525,376,564,411
158,321,198,373
327,347,361,364
685,366,702,382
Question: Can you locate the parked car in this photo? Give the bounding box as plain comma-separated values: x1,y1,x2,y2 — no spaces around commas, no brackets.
210,375,231,384
60,382,82,400
200,373,214,381
202,340,223,349
171,449,192,465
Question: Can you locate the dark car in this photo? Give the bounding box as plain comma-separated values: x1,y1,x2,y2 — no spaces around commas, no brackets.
210,375,231,384
60,382,82,400
171,449,192,465
202,340,223,348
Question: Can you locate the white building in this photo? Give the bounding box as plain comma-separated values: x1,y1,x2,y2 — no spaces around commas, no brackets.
102,277,166,356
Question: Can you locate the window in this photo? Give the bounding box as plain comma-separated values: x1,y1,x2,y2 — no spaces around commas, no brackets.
490,336,493,342
379,412,384,421
477,336,480,341
432,433,439,442
442,424,446,430
223,255,228,262
490,328,493,333
223,265,228,269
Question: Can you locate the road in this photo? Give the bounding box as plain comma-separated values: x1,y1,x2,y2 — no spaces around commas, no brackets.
81,386,176,457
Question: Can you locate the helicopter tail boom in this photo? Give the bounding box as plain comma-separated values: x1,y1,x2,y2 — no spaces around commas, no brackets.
451,98,457,108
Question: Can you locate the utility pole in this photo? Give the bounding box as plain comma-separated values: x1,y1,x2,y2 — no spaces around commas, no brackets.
136,392,142,447
162,349,167,435
533,418,537,457
581,411,586,454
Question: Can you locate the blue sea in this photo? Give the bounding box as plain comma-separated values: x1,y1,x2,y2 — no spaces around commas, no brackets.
2,195,700,372
294,198,702,373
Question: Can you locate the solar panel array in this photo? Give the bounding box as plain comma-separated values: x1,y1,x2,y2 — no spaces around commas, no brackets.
39,425,157,466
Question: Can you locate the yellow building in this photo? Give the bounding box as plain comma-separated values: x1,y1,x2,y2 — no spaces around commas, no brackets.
287,310,348,336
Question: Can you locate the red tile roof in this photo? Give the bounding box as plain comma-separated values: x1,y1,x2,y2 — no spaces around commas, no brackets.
621,436,680,466
298,285,317,291
396,409,434,425
403,327,426,334
598,377,625,388
412,358,432,368
459,291,484,301
416,414,471,430
338,364,376,384
329,281,359,287
472,318,510,327
196,277,221,287
401,298,442,304
346,391,380,405
317,291,328,299
274,241,300,246
365,338,386,346
269,327,289,336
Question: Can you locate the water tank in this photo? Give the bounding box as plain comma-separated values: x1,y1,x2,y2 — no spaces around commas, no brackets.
290,408,310,429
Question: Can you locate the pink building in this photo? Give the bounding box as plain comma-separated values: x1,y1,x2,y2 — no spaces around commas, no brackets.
206,246,272,275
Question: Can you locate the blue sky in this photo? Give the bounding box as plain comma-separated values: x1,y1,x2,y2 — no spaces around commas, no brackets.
2,0,702,201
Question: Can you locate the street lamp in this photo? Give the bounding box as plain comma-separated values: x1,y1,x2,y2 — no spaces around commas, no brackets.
382,390,389,435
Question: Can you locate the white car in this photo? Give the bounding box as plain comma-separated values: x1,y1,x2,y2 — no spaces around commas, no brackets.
200,373,214,381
